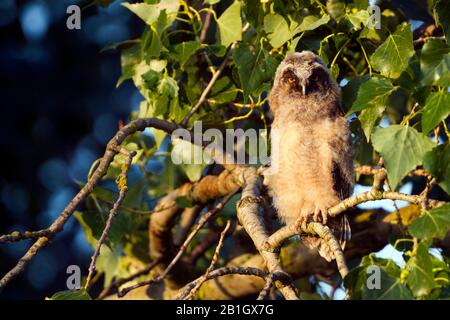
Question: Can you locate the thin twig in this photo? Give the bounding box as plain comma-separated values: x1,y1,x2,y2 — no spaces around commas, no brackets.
420,177,436,210
184,220,232,300
0,230,52,244
180,46,233,126
118,192,237,297
0,115,245,291
257,274,275,300
180,23,250,126
97,259,160,300
183,228,223,265
199,10,212,43
306,223,349,279
175,266,270,300
0,118,178,291
264,190,426,252
85,148,134,289
413,35,445,47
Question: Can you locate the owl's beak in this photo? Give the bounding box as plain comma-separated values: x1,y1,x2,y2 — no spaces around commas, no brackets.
300,80,307,95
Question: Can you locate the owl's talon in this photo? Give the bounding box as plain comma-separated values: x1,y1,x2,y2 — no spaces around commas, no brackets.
294,216,308,232
322,211,328,225
313,207,329,225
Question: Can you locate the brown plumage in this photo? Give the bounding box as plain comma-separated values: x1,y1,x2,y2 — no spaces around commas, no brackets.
267,51,354,262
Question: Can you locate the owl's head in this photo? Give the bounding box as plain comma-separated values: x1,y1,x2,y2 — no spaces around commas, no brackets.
269,51,340,113
274,51,332,96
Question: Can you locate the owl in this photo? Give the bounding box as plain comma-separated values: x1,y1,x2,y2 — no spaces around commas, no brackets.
267,51,354,262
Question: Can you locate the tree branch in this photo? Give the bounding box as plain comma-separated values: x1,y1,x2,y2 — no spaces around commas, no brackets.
0,118,178,291
175,266,271,300
257,274,275,300
305,223,348,279
118,192,237,297
97,259,160,300
180,23,250,126
264,190,444,253
85,148,135,289
236,169,299,300
183,220,232,300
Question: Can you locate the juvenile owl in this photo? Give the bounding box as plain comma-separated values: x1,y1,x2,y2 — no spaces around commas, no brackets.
268,51,354,262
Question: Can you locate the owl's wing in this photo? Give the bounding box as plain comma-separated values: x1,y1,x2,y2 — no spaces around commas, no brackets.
331,159,353,200
335,101,345,117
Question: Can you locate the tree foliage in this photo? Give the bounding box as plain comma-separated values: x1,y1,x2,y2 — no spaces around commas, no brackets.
53,0,450,300
2,0,450,300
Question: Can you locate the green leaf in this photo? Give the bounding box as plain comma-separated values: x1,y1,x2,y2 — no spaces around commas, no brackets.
158,76,179,98
47,289,92,300
210,77,239,104
343,265,367,299
359,104,386,141
97,243,123,287
181,164,206,182
75,189,139,249
264,14,330,48
406,242,438,297
206,44,227,57
409,203,450,240
348,78,396,140
330,63,339,80
421,91,450,134
424,144,450,195
132,59,167,101
342,76,369,112
217,1,242,47
232,43,278,101
142,69,160,90
122,0,179,27
147,28,163,58
170,41,201,69
346,10,370,30
292,14,330,34
117,43,141,87
360,255,402,277
362,268,413,300
370,22,414,79
264,14,291,48
420,39,450,87
371,125,435,190
326,0,345,19
122,3,163,26
353,0,369,9
242,0,263,29
151,128,167,149
348,78,396,114
434,0,450,44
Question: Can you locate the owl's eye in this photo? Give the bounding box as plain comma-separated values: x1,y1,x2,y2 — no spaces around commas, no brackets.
287,77,296,84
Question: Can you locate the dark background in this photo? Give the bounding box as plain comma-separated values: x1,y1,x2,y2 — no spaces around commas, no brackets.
0,0,144,299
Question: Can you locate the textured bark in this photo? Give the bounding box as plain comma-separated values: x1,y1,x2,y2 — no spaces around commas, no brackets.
113,205,450,300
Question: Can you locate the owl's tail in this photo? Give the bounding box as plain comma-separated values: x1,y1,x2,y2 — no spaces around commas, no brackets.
301,214,351,262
